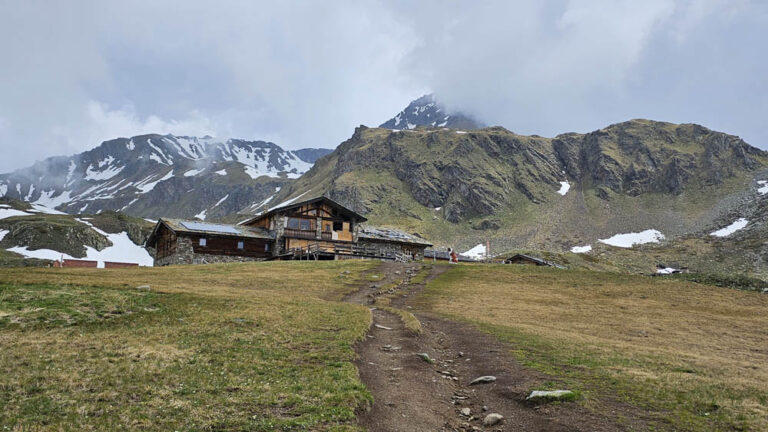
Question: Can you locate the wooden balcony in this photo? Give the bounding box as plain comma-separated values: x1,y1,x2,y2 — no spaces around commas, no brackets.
284,228,317,240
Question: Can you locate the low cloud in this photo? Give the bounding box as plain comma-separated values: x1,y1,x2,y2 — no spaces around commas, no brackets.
0,0,765,172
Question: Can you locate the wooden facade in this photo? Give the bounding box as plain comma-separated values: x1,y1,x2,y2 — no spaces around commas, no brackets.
147,196,432,265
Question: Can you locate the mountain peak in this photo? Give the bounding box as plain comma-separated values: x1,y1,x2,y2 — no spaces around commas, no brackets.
379,94,484,130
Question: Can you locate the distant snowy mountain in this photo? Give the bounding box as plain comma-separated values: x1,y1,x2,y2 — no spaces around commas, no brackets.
379,94,484,130
0,134,332,219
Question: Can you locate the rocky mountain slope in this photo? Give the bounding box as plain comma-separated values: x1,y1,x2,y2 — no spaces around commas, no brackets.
0,198,154,267
379,94,483,130
267,119,768,277
0,135,332,219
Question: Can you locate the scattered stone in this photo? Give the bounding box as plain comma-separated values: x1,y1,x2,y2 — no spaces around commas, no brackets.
417,352,434,364
457,351,464,357
374,324,392,330
136,285,150,291
483,413,503,426
482,405,488,412
460,407,471,416
526,390,575,401
469,375,496,385
381,345,402,351
395,270,401,275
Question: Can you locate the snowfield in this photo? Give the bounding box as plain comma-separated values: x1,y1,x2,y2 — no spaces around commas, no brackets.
710,218,748,237
462,244,486,260
598,229,665,248
570,245,592,253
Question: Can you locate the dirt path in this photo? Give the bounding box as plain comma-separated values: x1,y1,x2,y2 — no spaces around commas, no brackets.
347,262,647,432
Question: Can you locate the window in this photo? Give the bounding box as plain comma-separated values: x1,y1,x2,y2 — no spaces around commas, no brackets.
333,221,343,231
237,241,244,249
300,219,311,230
265,243,270,252
287,218,300,229
199,238,207,246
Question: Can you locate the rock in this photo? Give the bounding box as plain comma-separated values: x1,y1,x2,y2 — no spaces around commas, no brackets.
136,285,151,291
482,405,488,412
394,270,401,275
526,390,575,401
417,353,434,364
469,375,496,385
483,413,503,426
374,324,392,330
460,407,471,416
457,351,464,357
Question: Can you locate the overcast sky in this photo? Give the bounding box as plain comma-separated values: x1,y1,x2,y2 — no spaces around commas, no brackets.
0,0,766,172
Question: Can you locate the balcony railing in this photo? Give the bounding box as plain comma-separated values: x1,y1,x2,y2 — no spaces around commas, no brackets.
284,228,317,240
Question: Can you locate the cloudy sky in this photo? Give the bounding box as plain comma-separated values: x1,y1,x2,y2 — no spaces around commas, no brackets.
0,0,766,172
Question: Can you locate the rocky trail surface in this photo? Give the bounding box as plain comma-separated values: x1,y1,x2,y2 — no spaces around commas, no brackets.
345,262,646,431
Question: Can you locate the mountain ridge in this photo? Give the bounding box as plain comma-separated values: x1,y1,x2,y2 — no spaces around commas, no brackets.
0,134,333,219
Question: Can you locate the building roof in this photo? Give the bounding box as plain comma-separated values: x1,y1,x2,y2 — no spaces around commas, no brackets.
358,225,433,247
146,218,274,246
240,195,367,226
504,254,566,269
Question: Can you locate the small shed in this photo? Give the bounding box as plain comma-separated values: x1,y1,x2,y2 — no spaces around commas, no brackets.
504,254,565,269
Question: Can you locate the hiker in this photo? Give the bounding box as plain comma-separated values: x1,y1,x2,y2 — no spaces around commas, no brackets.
449,247,458,264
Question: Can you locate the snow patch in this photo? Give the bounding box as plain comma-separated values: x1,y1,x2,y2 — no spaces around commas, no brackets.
455,130,467,134
570,245,592,253
462,244,486,260
30,203,66,215
215,169,227,176
557,181,570,196
598,229,665,248
656,267,677,274
268,190,311,212
0,208,31,219
136,170,173,194
33,190,72,210
85,156,123,181
195,209,207,220
758,180,768,195
710,218,748,237
8,232,153,267
183,168,205,177
213,194,229,208
0,229,8,241
0,183,6,197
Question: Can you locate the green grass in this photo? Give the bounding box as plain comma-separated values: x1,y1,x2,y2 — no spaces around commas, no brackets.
0,261,377,431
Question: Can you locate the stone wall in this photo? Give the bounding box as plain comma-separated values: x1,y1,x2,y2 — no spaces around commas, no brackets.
154,236,266,266
357,239,426,261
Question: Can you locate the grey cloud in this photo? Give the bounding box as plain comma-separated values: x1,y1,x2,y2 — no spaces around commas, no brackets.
0,0,765,173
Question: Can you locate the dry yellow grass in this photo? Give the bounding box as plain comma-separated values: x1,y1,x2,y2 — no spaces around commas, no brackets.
415,264,768,431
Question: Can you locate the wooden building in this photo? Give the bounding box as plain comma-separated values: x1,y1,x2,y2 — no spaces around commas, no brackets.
146,196,432,266
503,254,565,269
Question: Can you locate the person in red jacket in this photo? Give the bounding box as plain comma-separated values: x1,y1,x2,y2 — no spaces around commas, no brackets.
448,247,459,264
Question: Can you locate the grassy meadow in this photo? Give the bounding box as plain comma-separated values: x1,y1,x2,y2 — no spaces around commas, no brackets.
0,261,376,431
413,264,768,431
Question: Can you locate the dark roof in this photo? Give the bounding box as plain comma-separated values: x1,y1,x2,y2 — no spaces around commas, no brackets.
358,225,432,247
424,249,475,262
146,218,274,245
240,195,367,226
504,254,566,269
